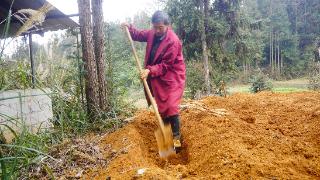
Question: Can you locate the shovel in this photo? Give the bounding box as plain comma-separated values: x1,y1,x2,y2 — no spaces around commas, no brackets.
124,26,175,158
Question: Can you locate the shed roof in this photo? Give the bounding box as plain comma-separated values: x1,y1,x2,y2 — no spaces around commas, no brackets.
0,0,78,37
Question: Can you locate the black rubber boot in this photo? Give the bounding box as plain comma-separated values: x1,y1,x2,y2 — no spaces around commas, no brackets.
170,115,181,140
164,115,182,152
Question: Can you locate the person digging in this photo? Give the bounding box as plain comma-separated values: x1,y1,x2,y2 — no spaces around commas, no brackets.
122,11,186,151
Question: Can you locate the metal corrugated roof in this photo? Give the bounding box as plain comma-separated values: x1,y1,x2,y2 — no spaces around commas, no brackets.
0,0,79,37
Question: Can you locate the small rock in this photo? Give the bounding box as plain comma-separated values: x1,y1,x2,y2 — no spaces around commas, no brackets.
75,170,84,178
93,146,100,152
176,173,183,179
124,117,135,123
121,149,128,154
137,168,147,176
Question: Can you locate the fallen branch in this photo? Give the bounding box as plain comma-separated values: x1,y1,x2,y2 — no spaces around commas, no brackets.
180,102,229,117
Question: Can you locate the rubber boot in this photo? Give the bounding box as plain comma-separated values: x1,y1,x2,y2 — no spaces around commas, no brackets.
164,115,182,152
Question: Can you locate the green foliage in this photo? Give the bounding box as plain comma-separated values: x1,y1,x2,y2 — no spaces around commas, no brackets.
308,74,320,90
166,0,242,95
0,61,32,90
185,61,205,98
105,22,143,116
308,62,320,90
166,0,320,83
249,71,273,93
211,53,238,84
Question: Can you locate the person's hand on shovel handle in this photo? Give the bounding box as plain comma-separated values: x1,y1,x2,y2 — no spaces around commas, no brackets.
140,69,150,80
121,23,130,29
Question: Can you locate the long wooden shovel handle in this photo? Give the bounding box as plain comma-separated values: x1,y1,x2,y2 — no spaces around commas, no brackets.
124,26,166,131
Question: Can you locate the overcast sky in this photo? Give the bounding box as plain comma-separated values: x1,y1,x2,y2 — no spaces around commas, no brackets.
47,0,161,22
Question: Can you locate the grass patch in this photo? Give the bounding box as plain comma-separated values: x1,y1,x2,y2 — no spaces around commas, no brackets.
229,85,251,93
272,87,309,93
229,84,309,94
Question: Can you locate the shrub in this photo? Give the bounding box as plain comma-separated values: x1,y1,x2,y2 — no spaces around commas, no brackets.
308,62,320,90
249,71,273,93
308,74,320,90
185,61,205,99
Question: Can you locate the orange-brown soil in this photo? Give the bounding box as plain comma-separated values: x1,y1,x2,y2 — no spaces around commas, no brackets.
85,92,320,179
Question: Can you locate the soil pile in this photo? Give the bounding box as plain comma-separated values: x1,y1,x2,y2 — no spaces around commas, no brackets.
85,92,320,179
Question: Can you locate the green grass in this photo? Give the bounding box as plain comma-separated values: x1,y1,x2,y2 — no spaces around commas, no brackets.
228,85,251,93
229,78,309,94
0,127,56,179
229,86,308,94
272,87,309,93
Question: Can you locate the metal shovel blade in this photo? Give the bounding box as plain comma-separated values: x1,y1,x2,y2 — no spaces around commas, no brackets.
154,124,175,158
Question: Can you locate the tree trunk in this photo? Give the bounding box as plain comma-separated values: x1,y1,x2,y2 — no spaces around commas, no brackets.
271,31,274,74
304,0,307,34
275,33,278,75
243,61,246,75
275,33,277,75
269,0,274,75
204,0,209,35
105,25,113,107
277,34,280,75
294,0,298,34
78,0,99,118
92,0,108,111
280,48,283,73
270,31,272,69
200,0,210,95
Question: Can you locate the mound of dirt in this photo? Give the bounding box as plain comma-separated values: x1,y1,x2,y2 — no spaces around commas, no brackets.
85,92,320,179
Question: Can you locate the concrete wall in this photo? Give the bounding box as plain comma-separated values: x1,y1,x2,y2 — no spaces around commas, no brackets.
0,89,53,141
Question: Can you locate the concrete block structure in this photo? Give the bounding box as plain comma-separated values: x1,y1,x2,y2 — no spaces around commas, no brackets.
0,89,53,141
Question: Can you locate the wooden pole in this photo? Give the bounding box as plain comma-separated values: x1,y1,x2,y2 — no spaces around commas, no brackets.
29,33,35,88
76,32,85,106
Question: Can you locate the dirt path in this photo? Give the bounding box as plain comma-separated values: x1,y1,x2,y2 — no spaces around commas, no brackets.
84,92,320,179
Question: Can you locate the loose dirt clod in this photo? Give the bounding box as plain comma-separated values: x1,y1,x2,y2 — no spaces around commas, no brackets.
84,92,320,179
